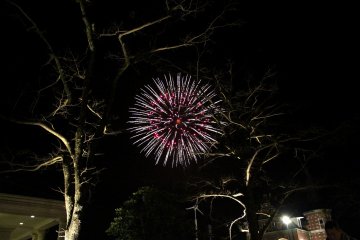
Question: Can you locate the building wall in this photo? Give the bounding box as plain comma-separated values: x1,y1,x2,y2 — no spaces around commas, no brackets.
260,209,331,240
303,209,331,231
0,193,65,240
295,229,310,240
303,209,331,240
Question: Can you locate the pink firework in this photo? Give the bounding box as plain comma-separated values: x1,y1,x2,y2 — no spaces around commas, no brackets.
128,73,224,167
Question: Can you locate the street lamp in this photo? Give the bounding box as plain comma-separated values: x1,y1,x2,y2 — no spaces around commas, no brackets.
281,215,291,228
281,215,292,240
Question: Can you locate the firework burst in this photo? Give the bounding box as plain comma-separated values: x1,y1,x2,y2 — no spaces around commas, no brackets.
128,73,224,167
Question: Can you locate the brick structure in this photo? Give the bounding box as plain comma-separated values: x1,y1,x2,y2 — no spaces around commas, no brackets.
303,209,332,240
256,208,332,240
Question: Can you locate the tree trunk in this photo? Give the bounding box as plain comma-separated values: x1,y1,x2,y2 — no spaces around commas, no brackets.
65,207,82,240
246,180,261,240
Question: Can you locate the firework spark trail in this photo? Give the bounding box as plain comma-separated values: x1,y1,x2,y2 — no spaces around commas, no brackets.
128,73,225,167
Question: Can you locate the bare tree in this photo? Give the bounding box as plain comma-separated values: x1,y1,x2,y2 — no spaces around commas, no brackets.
186,71,324,240
1,0,242,239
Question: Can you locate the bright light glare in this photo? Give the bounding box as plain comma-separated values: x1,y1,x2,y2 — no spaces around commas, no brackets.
281,215,291,225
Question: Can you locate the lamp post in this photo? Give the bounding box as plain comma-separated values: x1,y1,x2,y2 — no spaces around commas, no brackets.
281,215,292,240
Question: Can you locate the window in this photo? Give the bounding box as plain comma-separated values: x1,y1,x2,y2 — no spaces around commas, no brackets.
319,219,324,229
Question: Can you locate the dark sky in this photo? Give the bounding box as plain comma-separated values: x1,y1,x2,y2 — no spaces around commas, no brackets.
0,0,359,238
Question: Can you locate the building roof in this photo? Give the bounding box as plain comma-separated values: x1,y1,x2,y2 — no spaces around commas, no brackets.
0,193,65,240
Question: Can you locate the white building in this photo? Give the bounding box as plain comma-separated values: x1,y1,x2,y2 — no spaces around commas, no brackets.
0,193,65,240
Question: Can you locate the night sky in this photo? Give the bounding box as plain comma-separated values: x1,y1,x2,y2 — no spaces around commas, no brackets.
0,0,359,238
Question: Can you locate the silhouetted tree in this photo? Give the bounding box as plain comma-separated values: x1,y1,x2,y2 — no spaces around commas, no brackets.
106,186,193,240
187,75,324,240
